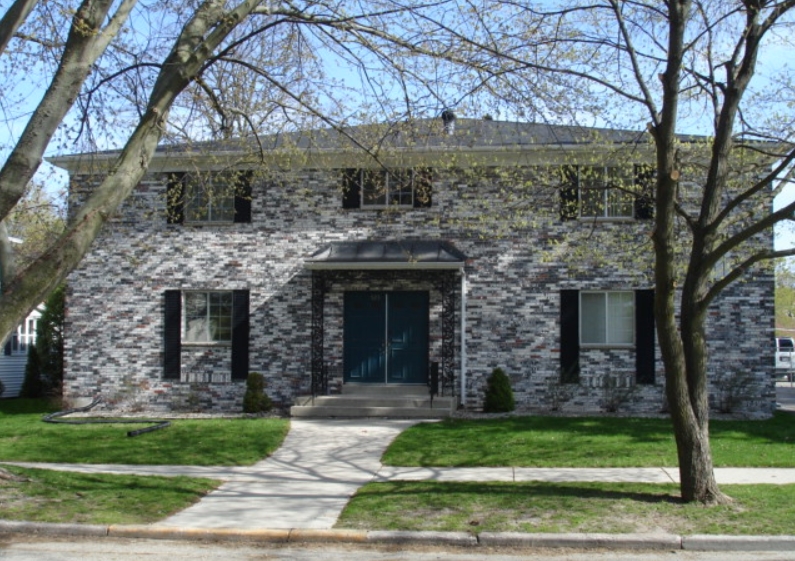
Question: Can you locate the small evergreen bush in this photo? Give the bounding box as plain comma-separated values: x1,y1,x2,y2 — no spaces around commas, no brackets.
243,372,273,414
483,367,515,413
36,285,65,397
20,344,44,398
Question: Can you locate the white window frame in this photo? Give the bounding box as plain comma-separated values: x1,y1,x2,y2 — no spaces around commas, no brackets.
580,291,635,347
183,174,237,224
183,291,233,344
359,169,421,208
578,166,634,219
6,314,39,355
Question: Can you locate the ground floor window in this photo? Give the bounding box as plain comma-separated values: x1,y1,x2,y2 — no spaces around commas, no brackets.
163,289,249,380
560,289,655,385
580,291,634,346
184,291,233,343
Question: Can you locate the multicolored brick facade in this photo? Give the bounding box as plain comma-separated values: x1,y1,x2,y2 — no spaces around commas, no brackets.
57,119,776,416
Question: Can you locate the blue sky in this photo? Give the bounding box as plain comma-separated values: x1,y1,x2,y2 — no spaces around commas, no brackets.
2,2,793,253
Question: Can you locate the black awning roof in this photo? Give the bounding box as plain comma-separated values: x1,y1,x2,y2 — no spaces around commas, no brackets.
305,240,467,270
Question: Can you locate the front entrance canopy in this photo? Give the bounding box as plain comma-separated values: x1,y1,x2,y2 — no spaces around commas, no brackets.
304,240,466,270
305,240,466,398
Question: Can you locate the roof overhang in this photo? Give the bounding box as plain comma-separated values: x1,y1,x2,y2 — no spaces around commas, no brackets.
304,241,467,271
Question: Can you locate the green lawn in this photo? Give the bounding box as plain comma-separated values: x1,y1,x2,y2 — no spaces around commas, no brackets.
342,412,795,535
0,465,218,525
339,481,795,535
4,398,795,533
382,413,795,468
0,399,289,466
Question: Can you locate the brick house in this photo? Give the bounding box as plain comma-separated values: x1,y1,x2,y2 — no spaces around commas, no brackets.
50,117,776,417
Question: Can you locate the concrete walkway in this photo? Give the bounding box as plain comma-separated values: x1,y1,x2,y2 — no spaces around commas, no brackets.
156,418,420,529
6,416,795,530
7,418,420,529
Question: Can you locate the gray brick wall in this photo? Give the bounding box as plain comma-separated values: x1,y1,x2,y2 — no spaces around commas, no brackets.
63,163,776,417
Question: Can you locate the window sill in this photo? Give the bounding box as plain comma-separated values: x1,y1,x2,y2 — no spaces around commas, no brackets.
182,341,232,347
181,221,238,227
357,205,423,211
580,344,635,350
578,216,635,223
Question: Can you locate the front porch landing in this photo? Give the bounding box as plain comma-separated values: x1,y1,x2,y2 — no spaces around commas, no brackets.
290,385,453,418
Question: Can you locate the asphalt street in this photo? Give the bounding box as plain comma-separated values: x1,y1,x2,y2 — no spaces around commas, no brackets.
2,537,795,561
777,381,795,411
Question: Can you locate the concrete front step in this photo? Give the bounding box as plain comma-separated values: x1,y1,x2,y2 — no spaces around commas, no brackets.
290,404,451,418
295,395,452,408
290,385,454,418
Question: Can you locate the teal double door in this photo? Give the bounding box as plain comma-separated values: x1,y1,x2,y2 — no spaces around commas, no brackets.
343,291,429,384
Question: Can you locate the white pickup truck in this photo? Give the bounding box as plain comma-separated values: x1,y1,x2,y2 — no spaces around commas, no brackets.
776,337,795,369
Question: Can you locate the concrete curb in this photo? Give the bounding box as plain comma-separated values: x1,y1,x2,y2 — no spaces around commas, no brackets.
367,530,478,547
289,529,368,543
683,534,795,552
108,525,291,543
478,531,682,550
3,520,795,551
0,520,108,538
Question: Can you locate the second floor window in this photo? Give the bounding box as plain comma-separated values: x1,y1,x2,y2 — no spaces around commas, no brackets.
342,168,432,209
579,166,634,219
560,164,654,221
167,171,252,224
184,176,236,223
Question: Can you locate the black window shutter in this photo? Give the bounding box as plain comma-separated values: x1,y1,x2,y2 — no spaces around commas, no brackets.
560,289,580,383
3,338,11,356
234,171,253,223
635,289,656,384
559,166,579,220
634,164,655,220
341,169,361,209
413,168,433,208
166,173,185,224
163,290,182,379
231,289,250,381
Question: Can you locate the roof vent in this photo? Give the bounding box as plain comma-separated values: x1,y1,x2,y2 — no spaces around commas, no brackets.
441,110,456,135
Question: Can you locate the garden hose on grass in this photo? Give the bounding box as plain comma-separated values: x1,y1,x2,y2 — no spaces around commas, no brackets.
43,396,171,437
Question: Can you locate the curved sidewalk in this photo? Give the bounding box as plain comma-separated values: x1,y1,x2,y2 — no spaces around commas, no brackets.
5,418,420,529
157,418,420,530
6,417,795,531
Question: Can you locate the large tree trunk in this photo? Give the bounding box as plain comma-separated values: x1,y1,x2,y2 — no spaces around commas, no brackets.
657,259,729,504
667,307,729,504
651,0,730,505
669,405,726,504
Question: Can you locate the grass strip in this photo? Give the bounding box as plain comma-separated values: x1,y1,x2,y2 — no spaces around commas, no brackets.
382,413,795,468
0,465,219,525
0,399,289,466
338,481,795,535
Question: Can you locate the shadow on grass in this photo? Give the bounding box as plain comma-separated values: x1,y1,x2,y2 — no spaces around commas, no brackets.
386,412,795,468
0,398,60,416
358,481,684,505
408,415,676,445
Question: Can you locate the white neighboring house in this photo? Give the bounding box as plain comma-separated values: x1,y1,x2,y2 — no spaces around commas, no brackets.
0,308,41,398
0,236,42,398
